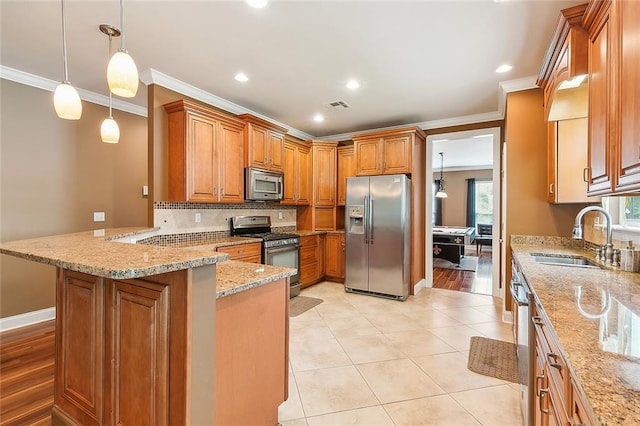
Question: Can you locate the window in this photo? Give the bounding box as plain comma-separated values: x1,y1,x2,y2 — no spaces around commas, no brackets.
622,197,640,228
474,180,493,226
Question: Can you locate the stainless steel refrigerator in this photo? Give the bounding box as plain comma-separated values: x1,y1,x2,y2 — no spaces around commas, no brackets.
345,174,411,300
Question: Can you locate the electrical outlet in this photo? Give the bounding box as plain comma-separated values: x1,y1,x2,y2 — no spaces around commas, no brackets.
195,213,201,223
278,212,283,220
93,212,105,222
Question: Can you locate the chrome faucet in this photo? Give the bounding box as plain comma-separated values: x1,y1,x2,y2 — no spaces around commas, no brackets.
572,205,613,264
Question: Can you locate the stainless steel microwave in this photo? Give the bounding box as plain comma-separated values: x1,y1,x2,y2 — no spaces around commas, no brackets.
245,168,283,201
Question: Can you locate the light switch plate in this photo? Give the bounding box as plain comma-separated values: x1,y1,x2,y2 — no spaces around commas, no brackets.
93,212,105,222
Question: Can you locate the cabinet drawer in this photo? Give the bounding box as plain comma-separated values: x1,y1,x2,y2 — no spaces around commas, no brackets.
300,235,318,248
300,262,318,284
216,242,262,261
300,246,317,264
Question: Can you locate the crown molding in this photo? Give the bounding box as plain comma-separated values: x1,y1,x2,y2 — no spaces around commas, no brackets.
498,75,538,116
0,65,147,117
140,68,314,141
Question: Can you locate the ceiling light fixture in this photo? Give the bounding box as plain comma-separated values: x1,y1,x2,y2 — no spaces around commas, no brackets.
313,114,325,123
107,0,138,98
100,24,121,144
246,0,268,8
53,0,82,120
346,80,360,90
435,152,448,199
235,72,249,82
495,64,513,73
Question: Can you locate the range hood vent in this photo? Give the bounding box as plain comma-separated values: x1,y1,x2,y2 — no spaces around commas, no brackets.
325,100,351,110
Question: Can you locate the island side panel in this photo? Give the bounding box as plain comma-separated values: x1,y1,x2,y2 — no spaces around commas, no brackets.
214,278,289,425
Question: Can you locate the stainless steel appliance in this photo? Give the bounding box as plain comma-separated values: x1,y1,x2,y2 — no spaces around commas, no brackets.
510,258,534,426
230,215,300,297
245,168,283,201
345,175,410,300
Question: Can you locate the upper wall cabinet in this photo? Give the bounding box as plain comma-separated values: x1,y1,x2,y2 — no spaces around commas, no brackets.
164,100,245,203
352,127,426,176
282,137,311,206
337,145,355,206
537,4,589,122
239,114,287,173
583,0,640,195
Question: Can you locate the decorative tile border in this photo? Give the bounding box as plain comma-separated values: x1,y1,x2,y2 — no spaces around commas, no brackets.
154,201,297,210
138,226,296,247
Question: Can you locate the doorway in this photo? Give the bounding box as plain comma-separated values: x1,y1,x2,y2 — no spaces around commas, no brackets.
422,127,502,300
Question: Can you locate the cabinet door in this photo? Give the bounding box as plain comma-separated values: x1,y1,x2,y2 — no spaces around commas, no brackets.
337,146,355,206
318,234,326,280
555,118,593,203
297,145,312,205
106,278,169,426
547,122,557,202
355,139,382,176
614,0,640,192
587,9,614,195
282,143,297,205
187,113,218,202
382,135,412,174
218,122,245,203
216,242,262,263
269,132,285,173
314,145,337,206
246,123,270,170
325,234,344,279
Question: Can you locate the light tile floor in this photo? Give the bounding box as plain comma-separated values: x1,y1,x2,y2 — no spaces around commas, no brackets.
279,282,523,426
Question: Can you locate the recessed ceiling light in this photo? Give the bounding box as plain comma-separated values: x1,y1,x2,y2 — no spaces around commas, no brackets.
313,114,325,123
346,80,360,90
496,64,513,73
234,72,249,82
246,0,268,8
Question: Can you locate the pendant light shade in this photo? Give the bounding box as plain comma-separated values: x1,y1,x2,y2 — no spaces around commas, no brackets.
107,0,138,98
54,82,82,120
54,0,82,120
435,152,448,198
107,50,138,97
101,117,120,143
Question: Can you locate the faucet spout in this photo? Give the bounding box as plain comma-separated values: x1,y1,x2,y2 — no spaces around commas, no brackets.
573,205,613,245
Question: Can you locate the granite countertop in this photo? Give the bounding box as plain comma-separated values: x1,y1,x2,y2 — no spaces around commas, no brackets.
215,260,296,299
295,230,327,236
0,227,229,279
511,236,640,425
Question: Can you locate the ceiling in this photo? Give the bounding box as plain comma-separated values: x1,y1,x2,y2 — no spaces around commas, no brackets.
432,135,494,171
1,0,583,141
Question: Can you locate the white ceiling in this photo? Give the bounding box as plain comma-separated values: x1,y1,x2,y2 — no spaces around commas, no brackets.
432,135,494,171
1,0,582,140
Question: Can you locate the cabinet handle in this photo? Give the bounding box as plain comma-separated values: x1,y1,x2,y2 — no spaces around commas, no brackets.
214,188,218,196
221,187,224,196
546,353,562,370
539,388,550,414
583,167,589,183
536,374,545,397
532,316,543,326
549,183,554,194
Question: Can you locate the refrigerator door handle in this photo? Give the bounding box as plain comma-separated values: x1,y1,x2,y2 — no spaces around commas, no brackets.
364,196,369,244
369,198,374,244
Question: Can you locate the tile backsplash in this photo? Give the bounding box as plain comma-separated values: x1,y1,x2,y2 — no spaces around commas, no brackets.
154,201,297,234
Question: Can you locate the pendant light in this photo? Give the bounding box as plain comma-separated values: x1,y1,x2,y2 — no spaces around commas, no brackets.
435,152,448,199
100,25,120,144
107,0,138,98
53,0,82,120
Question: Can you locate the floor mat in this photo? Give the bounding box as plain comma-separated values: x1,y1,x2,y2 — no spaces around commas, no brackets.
433,255,478,272
289,296,323,317
467,336,519,384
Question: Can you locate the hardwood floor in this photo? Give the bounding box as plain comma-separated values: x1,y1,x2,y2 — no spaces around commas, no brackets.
433,245,493,294
0,320,54,426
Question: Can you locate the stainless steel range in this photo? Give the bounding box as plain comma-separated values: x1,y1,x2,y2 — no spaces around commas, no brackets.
230,215,300,298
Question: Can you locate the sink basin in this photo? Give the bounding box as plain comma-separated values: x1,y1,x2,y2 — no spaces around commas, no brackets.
531,254,602,269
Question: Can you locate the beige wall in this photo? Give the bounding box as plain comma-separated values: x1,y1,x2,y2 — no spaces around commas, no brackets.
504,89,591,307
433,169,493,226
0,79,148,318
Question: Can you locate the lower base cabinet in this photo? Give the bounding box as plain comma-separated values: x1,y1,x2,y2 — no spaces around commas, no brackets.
325,233,345,282
216,242,262,263
299,234,325,288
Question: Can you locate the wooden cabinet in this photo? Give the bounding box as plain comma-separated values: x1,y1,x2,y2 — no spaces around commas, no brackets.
325,233,345,282
239,114,287,173
546,118,596,203
216,242,262,263
299,234,325,288
337,145,355,206
352,127,423,176
583,0,640,195
537,4,589,122
282,138,311,205
164,100,245,203
297,141,339,232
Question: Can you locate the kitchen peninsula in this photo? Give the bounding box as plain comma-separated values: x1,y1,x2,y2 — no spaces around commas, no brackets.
0,227,295,425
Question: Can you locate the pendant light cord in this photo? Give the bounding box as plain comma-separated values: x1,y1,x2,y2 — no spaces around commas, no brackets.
107,33,113,118
60,0,69,82
120,0,126,50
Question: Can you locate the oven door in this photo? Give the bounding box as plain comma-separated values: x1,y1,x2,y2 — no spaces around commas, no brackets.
265,245,300,298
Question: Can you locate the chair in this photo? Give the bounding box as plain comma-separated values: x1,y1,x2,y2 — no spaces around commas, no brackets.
476,224,493,254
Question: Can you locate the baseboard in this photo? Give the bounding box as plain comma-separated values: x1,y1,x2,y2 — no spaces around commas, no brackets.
0,307,56,332
413,279,427,294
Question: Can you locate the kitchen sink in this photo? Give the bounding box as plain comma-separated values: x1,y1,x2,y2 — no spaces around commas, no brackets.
531,254,602,269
